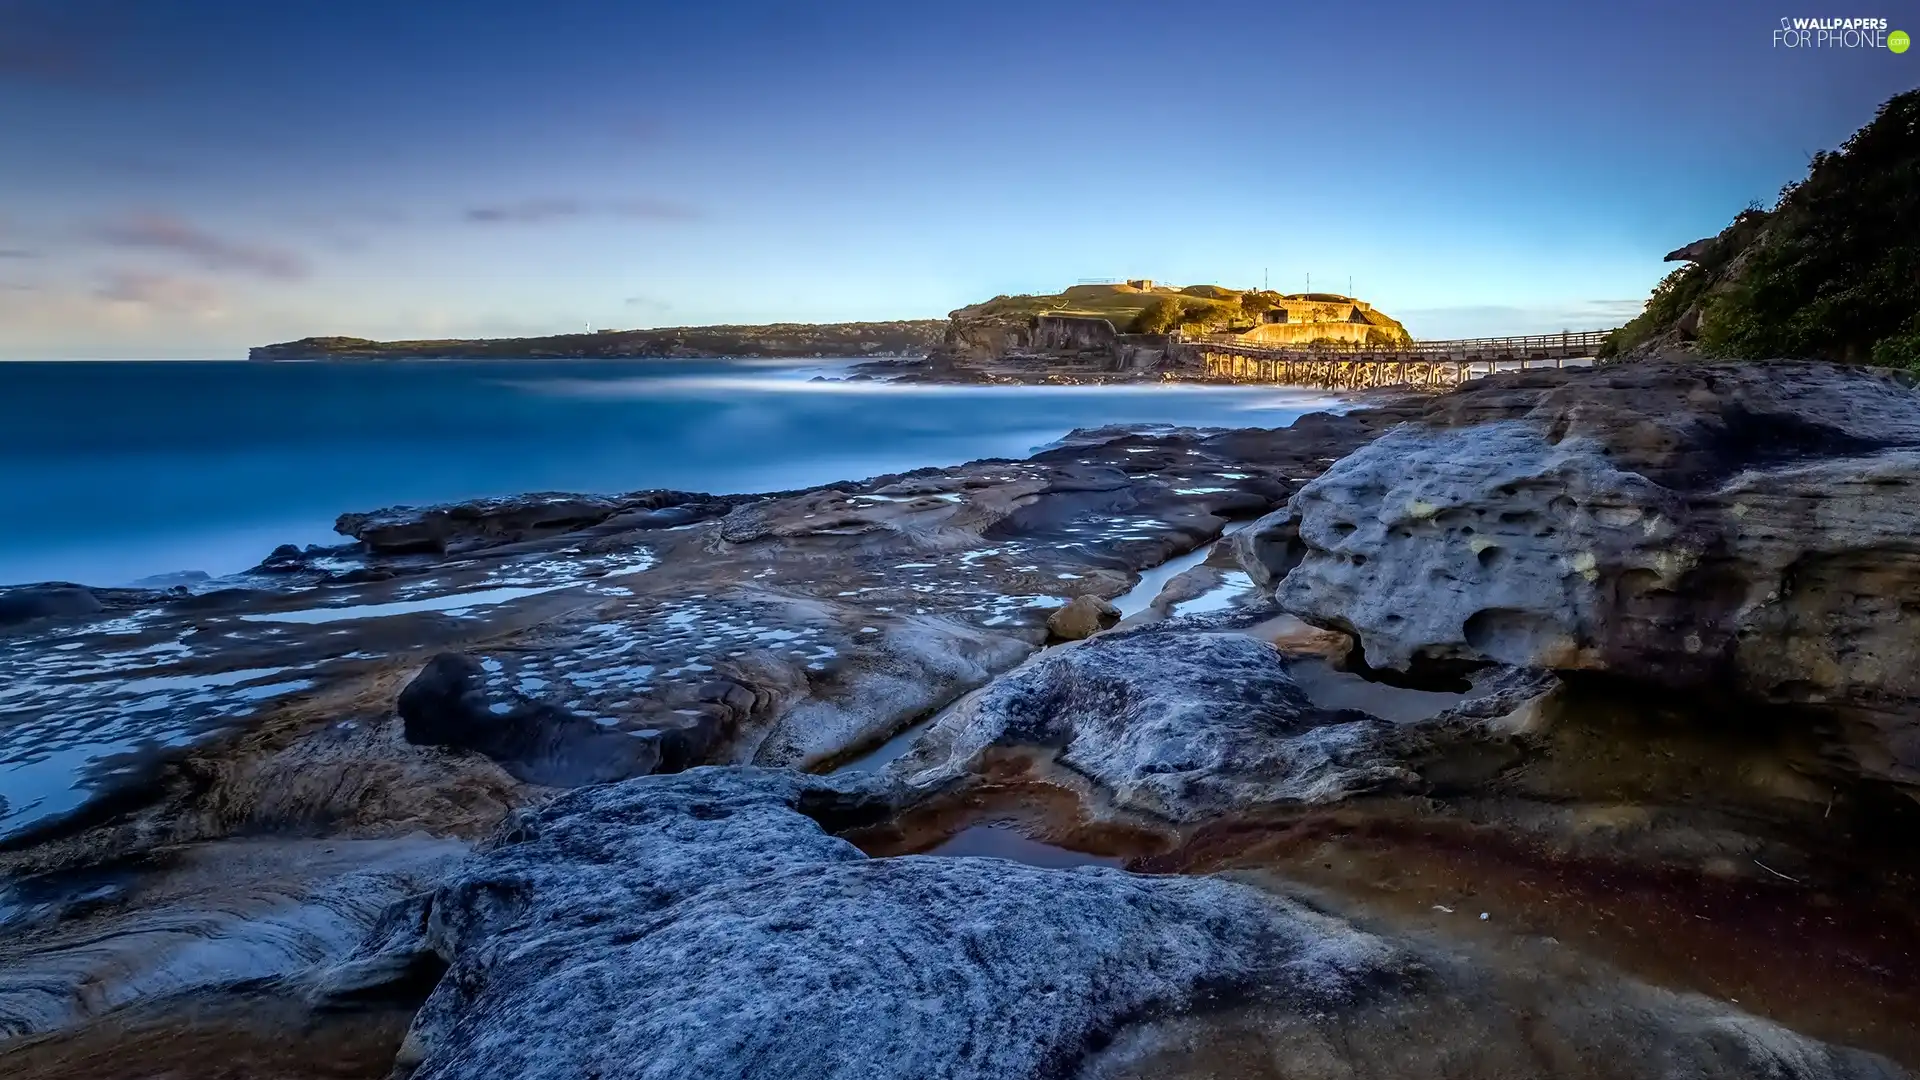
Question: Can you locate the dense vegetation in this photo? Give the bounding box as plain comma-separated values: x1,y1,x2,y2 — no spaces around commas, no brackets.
249,321,948,362
1128,295,1242,334
1606,89,1920,366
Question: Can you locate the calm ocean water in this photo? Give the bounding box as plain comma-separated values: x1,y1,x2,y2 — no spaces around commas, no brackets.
0,358,1340,587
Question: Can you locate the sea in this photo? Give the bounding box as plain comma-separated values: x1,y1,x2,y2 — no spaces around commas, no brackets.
0,358,1341,588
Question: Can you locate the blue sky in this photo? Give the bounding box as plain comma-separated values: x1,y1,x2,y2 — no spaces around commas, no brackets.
0,0,1912,358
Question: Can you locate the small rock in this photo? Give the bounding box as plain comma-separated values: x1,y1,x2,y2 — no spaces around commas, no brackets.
1045,594,1120,640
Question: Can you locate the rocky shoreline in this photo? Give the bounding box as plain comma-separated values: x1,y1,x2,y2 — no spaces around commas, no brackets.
4,360,1920,1078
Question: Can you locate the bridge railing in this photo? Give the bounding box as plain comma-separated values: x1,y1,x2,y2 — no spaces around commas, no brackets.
1183,328,1618,357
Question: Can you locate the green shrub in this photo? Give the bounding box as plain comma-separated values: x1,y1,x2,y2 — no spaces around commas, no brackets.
1239,292,1277,323
1871,330,1920,370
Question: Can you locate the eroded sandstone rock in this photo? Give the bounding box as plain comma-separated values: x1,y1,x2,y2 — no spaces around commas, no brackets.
1252,361,1920,788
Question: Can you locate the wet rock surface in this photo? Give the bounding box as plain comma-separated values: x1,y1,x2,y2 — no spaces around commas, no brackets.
5,373,1920,1078
0,425,1311,851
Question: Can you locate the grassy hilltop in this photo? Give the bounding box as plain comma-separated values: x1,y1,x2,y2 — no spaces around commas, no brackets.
951,282,1412,340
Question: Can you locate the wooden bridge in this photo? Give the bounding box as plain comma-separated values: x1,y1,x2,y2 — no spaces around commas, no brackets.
1183,329,1618,389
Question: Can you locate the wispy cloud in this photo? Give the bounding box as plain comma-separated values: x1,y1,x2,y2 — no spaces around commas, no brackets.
94,213,309,279
463,197,700,224
624,295,672,310
0,249,39,259
94,270,223,312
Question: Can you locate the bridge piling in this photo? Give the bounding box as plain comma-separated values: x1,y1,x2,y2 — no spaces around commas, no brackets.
1184,328,1614,390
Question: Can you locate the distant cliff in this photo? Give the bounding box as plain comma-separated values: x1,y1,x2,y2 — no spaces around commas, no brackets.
249,321,947,362
938,282,1411,360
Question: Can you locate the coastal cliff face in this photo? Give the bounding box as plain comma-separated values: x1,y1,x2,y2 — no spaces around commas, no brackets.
922,282,1414,377
6,362,1920,1080
248,320,947,361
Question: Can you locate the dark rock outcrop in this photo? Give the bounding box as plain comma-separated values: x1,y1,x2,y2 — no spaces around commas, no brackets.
335,490,740,555
0,586,101,627
396,654,666,787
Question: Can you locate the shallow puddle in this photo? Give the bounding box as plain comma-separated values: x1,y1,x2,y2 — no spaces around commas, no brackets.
831,717,935,775
1284,657,1468,723
1111,519,1253,618
917,824,1125,869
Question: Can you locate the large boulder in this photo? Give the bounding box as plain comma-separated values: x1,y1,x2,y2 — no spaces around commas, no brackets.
1249,361,1920,787
324,768,1903,1080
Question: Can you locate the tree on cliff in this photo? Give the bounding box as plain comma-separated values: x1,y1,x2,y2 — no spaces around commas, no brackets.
1606,88,1920,366
1129,298,1184,334
1239,291,1278,324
